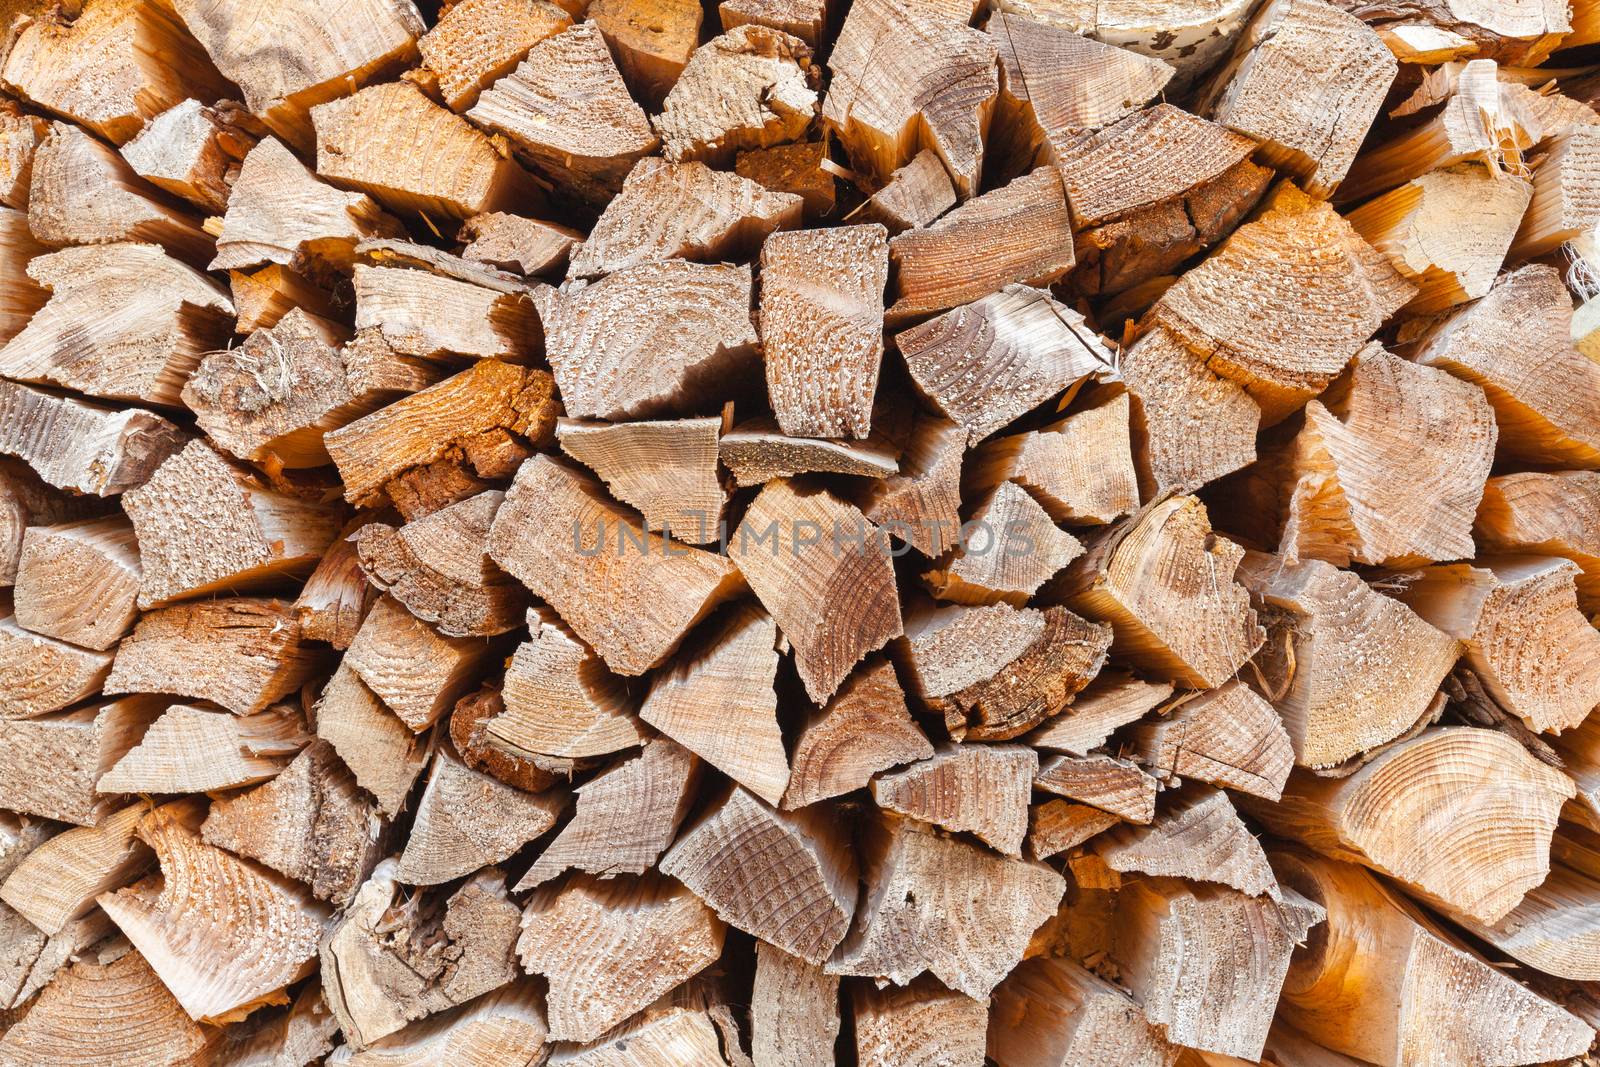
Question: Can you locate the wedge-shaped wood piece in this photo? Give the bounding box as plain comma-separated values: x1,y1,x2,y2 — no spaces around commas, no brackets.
213,979,340,1066
1352,0,1570,63
326,359,558,507
735,140,834,215
750,940,839,1066
970,392,1138,526
315,662,429,818
568,157,801,277
1036,753,1158,823
99,805,330,1023
397,746,563,885
760,223,888,439
733,479,903,703
1148,183,1414,423
851,411,965,557
467,25,657,203
1128,681,1292,800
294,515,377,650
418,0,571,111
0,457,109,586
120,98,255,215
1414,264,1600,469
721,416,900,487
888,169,1076,319
460,213,579,279
201,739,383,908
0,946,220,1067
0,610,114,720
228,263,343,333
352,262,541,362
0,207,46,343
828,812,1065,997
988,955,1177,1067
0,242,232,408
1272,847,1594,1067
1248,727,1573,924
0,802,153,934
1239,555,1460,768
322,862,520,1048
107,597,322,716
1055,495,1263,688
558,417,724,543
822,0,997,197
899,284,1114,445
449,684,570,794
871,744,1036,856
855,148,956,233
1450,825,1600,981
1477,471,1600,609
211,137,404,273
354,491,526,637
519,738,698,889
493,606,648,761
587,0,703,100
1114,875,1323,1061
719,0,825,46
98,702,307,795
1398,557,1600,735
343,594,493,732
0,697,162,825
0,101,45,209
519,872,725,1043
13,515,140,650
1028,799,1121,860
926,483,1084,606
661,785,855,964
1095,786,1277,897
541,260,757,421
170,0,424,150
0,867,100,1020
656,26,815,166
1511,124,1600,263
554,977,748,1065
784,657,932,810
124,440,343,608
330,980,548,1067
854,977,987,1067
1026,670,1174,756
489,456,744,676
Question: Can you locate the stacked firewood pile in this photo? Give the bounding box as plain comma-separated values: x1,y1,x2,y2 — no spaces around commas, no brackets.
8,0,1600,1062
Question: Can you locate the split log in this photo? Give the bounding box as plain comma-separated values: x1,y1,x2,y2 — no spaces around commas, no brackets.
1127,681,1293,801
314,662,429,818
567,157,801,277
351,263,540,364
655,27,816,166
0,813,81,1012
353,491,526,637
1349,0,1572,64
1113,876,1324,1061
1413,264,1600,469
1052,495,1264,689
751,940,839,1067
721,0,827,47
660,785,855,964
397,746,564,885
1271,847,1594,1067
416,0,572,111
1509,125,1600,263
343,594,494,732
540,260,756,421
887,169,1076,319
1395,557,1600,736
518,872,725,1042
327,980,547,1067
988,955,1178,1067
558,417,724,543
459,211,581,277
732,479,902,703
827,812,1066,997
896,284,1115,444
0,608,115,720
552,978,748,1065
1027,800,1122,860
123,440,343,608
587,0,704,102
1026,670,1174,756
1246,726,1573,924
450,684,571,793
969,392,1138,526
119,99,256,215
210,137,404,274
106,597,324,716
0,208,46,347
216,980,339,1066
98,804,331,1023
518,737,698,889
97,702,307,795
734,141,834,217
0,457,110,587
870,743,1036,855
228,263,343,333
488,455,744,675
1,0,231,144
200,739,384,907
493,606,649,761
1094,786,1277,897
850,411,965,557
294,515,378,649
924,482,1084,606
760,223,888,439
821,0,998,198
1035,754,1158,823
0,696,162,825
853,978,988,1067
466,25,658,203
1476,471,1600,608
12,515,140,650
853,149,956,234
0,242,234,408
720,416,899,488
321,862,520,1048
0,102,45,209
0,801,154,935
170,0,425,150
783,656,933,810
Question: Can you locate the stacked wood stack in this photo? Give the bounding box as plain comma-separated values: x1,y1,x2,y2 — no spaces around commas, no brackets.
9,0,1600,1063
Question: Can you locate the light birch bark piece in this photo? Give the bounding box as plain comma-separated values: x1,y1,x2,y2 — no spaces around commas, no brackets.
343,594,492,732
851,412,965,557
828,812,1066,998
925,482,1084,606
459,211,581,277
660,785,856,964
0,801,155,935
1476,470,1600,609
760,223,888,439
734,140,834,216
106,597,324,716
733,479,903,703
0,609,115,721
1025,670,1174,756
871,744,1036,855
351,262,541,363
568,157,801,277
228,263,343,333
970,392,1138,526
654,26,816,166
397,745,564,885
1036,754,1158,823
466,25,658,204
1127,680,1293,800
326,980,547,1067
119,99,256,215
314,662,429,818
557,417,725,543
98,805,331,1023
488,456,744,676
518,872,725,1043
417,0,572,111
1027,799,1122,860
0,242,233,408
783,656,932,810
0,696,162,825
13,515,140,650
294,514,378,650
0,101,46,210
988,955,1178,1067
854,149,956,233
853,977,987,1067
1094,786,1278,897
97,702,308,795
